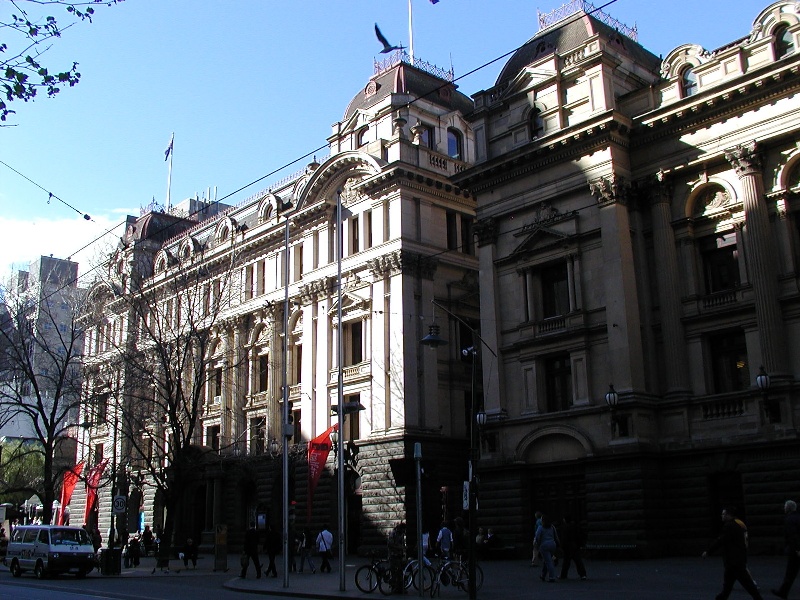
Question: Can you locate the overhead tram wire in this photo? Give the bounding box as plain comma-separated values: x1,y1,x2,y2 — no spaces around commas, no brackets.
1,0,622,329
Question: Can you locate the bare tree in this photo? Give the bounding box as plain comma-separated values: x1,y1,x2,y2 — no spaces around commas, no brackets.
0,262,85,523
84,245,243,565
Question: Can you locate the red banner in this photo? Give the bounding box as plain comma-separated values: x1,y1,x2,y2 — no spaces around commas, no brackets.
83,459,108,525
307,424,337,521
58,462,84,525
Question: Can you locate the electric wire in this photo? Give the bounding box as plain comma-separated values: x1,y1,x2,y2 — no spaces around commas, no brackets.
0,0,621,334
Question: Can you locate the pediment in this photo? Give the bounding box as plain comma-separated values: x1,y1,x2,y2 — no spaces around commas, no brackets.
327,291,371,321
512,225,569,256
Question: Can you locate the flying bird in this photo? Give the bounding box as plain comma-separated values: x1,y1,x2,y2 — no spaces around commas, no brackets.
375,23,404,53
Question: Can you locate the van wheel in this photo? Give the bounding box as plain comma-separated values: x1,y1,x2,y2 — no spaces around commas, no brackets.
34,560,46,579
10,559,22,577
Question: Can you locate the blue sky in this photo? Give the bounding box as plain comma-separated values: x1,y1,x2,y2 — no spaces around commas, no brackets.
0,0,763,281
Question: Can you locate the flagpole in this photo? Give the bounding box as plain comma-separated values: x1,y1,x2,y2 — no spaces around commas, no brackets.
408,0,414,65
165,133,174,211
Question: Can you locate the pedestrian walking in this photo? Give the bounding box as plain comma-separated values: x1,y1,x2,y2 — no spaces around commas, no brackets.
126,534,142,567
297,528,316,573
558,516,587,580
316,524,334,573
772,499,800,599
264,523,281,577
241,522,262,579
531,511,543,566
702,506,763,600
437,521,453,558
534,514,560,583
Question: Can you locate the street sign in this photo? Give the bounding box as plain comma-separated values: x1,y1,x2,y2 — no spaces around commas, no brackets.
112,495,127,515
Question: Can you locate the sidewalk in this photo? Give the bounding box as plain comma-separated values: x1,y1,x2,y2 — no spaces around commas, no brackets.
218,554,789,599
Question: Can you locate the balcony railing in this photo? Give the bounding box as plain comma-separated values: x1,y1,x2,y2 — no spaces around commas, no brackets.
701,396,747,420
329,361,371,384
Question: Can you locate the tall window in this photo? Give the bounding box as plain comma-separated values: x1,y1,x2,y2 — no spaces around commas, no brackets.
708,330,749,393
461,215,474,255
250,417,266,455
446,211,458,250
541,262,569,318
701,233,739,294
681,66,698,97
258,354,269,393
545,354,572,412
213,367,223,400
530,107,545,139
447,128,463,160
345,320,363,366
775,24,795,59
350,216,360,255
207,426,221,451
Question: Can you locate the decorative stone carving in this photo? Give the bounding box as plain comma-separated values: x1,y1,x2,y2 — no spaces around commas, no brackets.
474,217,498,247
299,278,332,305
366,250,438,279
725,141,762,178
589,173,626,205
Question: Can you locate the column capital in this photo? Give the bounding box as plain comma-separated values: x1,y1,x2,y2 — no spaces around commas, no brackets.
724,141,762,178
589,173,627,206
474,217,498,247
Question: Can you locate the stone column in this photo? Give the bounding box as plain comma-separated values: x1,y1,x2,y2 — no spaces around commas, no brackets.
725,141,787,376
649,177,689,394
475,218,503,417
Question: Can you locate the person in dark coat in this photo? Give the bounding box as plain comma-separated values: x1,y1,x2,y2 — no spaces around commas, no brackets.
772,499,800,599
141,525,154,556
181,536,198,569
241,522,262,579
263,524,281,577
702,506,763,600
558,516,587,580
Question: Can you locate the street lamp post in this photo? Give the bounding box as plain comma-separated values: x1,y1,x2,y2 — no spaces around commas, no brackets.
420,299,497,600
281,202,292,589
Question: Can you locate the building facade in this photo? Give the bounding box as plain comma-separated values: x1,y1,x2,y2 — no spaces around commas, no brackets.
71,56,482,551
453,1,800,554
69,0,800,557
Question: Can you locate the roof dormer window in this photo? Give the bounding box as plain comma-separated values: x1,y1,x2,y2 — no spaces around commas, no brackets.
447,128,463,160
681,66,698,98
775,24,795,59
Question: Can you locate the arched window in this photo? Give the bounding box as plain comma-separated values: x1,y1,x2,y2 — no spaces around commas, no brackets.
447,128,463,160
681,66,698,97
357,127,369,148
775,24,795,59
529,107,545,139
788,162,800,190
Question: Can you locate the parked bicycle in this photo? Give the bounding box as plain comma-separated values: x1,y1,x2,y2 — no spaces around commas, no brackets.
429,555,484,597
355,551,391,593
377,557,436,595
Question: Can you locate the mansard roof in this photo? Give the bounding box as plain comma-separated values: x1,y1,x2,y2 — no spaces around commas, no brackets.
342,60,473,122
495,12,660,89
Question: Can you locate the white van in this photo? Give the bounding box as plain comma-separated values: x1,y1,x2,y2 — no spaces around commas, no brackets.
5,525,96,578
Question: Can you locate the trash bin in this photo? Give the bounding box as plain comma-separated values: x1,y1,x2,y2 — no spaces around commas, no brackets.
100,547,122,575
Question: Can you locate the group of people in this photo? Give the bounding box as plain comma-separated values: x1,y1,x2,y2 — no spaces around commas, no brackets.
702,500,800,600
531,512,588,583
239,522,334,579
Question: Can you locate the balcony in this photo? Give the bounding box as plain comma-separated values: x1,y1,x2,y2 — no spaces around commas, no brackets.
329,361,371,385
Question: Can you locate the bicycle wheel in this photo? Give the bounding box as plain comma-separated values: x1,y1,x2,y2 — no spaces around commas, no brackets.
449,563,468,591
474,563,484,591
355,565,379,593
378,570,401,596
414,564,435,592
402,560,416,590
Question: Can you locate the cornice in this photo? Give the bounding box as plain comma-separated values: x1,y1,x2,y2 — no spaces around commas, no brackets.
632,59,800,148
453,113,629,194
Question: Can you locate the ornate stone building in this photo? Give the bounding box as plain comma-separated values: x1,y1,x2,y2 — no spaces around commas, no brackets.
453,1,800,554
72,54,481,551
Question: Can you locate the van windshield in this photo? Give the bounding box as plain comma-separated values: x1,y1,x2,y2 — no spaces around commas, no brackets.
50,528,90,546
